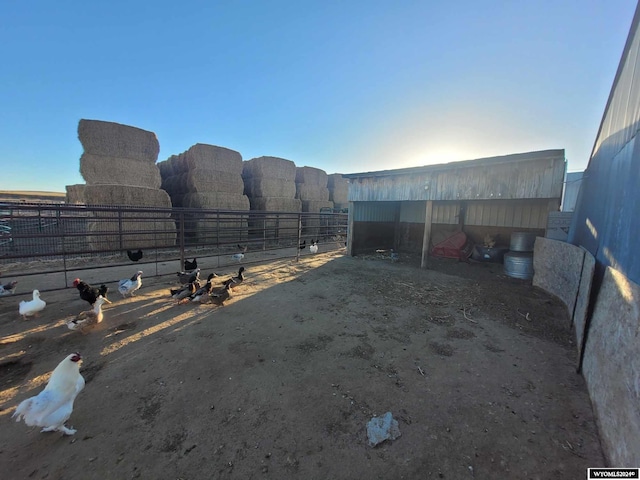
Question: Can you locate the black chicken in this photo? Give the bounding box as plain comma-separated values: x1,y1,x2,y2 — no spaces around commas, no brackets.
299,240,306,250
73,278,110,306
184,258,198,271
127,249,143,262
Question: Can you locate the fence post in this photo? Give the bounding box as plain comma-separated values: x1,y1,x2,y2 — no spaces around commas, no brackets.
118,210,123,253
179,211,185,269
296,213,302,262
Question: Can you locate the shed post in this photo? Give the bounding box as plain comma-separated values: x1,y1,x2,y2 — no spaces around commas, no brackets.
421,200,433,268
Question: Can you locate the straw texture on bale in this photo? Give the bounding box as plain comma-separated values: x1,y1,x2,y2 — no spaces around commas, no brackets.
87,219,176,250
65,184,86,204
243,177,297,198
301,200,334,213
249,197,302,212
79,153,162,189
184,217,248,242
295,183,330,201
181,193,250,211
248,213,299,239
242,157,297,180
175,144,243,174
82,185,172,217
163,172,245,195
295,166,328,186
327,174,349,203
78,119,160,162
157,157,177,178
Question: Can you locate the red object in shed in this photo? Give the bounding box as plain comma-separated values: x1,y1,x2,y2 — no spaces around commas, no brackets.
430,231,473,260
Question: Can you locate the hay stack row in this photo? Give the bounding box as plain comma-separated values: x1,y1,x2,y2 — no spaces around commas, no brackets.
158,144,249,210
328,174,349,211
158,144,249,242
242,157,301,239
295,166,333,213
66,120,176,250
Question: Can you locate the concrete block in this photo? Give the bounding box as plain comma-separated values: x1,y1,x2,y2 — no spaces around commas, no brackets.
582,267,640,465
533,237,585,320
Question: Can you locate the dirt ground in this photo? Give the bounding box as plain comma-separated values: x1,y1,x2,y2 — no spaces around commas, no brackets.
0,250,604,479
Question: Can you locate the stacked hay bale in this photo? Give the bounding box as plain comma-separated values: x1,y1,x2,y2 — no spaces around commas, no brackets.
157,144,249,242
67,119,176,250
328,174,349,212
296,166,333,238
65,184,86,205
242,157,301,241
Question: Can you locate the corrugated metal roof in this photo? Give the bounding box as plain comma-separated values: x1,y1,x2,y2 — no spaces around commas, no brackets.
343,149,564,179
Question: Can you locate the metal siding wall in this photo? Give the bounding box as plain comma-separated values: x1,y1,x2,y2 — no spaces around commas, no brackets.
561,172,584,212
352,201,399,222
433,202,459,224
399,202,426,223
570,11,640,284
465,200,548,228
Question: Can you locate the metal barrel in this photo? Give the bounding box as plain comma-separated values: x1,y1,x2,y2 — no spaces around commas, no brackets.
509,232,536,252
504,251,534,279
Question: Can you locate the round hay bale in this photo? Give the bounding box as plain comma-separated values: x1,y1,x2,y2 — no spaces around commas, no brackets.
65,184,86,204
178,144,243,174
78,119,160,162
87,218,176,250
243,177,297,198
301,200,334,213
242,157,297,181
295,183,330,201
182,193,250,211
79,153,162,189
249,196,302,212
295,166,328,186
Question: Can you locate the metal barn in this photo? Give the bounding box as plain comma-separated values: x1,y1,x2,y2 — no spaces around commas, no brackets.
343,149,566,267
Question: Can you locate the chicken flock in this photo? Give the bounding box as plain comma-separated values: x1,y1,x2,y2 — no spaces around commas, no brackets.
5,238,324,436
4,249,260,437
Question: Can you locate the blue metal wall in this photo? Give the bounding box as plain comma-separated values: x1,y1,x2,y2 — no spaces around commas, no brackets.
569,4,640,285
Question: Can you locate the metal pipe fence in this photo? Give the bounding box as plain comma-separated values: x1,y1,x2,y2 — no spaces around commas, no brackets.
0,202,348,290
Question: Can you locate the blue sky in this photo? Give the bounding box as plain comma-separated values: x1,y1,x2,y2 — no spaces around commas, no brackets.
0,1,637,192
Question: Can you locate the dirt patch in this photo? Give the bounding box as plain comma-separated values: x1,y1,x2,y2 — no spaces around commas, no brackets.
0,252,603,478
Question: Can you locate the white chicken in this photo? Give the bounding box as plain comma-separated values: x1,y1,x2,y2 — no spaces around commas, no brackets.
13,352,85,435
67,295,108,331
309,239,318,254
19,290,46,319
118,271,143,298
